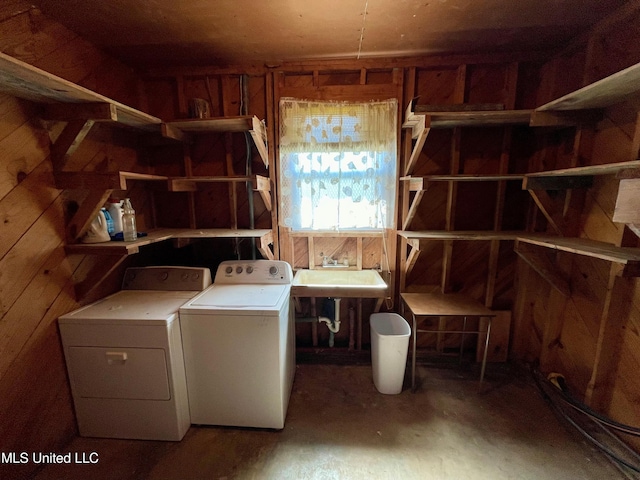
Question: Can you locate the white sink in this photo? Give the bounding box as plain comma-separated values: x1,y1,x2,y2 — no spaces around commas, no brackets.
291,269,387,298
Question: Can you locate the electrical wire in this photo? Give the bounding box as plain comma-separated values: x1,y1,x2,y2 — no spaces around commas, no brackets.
532,369,640,475
548,373,640,437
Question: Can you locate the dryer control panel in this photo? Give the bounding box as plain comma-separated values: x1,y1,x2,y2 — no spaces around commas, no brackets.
214,260,293,284
122,266,212,291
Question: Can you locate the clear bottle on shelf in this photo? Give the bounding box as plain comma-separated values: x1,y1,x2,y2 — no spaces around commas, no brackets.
122,198,137,242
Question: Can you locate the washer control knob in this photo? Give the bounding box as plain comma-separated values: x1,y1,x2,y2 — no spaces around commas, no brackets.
236,266,243,274
269,265,278,276
246,266,254,274
225,266,233,274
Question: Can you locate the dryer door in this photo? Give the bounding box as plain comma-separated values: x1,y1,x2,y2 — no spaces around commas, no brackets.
66,346,171,400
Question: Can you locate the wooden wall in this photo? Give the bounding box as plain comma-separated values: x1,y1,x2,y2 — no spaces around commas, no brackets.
511,3,640,449
0,4,149,477
3,0,640,467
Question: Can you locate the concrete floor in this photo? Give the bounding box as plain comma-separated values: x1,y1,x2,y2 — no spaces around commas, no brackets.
25,363,628,479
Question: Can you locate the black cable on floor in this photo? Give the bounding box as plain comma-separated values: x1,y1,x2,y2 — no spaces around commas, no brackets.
531,368,640,476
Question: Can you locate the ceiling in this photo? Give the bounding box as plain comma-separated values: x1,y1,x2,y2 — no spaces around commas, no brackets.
35,0,628,68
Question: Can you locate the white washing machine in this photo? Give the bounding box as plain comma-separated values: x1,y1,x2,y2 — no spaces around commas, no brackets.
58,266,211,441
179,259,295,429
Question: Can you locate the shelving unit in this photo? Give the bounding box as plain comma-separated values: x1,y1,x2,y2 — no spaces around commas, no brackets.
0,52,163,132
0,52,275,299
398,60,640,300
165,116,269,167
65,228,274,257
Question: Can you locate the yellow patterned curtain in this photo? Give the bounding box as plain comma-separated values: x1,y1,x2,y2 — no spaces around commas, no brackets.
278,98,397,230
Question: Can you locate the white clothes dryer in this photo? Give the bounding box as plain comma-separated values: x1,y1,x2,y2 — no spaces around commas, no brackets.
58,266,211,441
179,260,294,429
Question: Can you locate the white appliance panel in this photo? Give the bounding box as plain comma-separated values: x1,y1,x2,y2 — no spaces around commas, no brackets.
57,266,211,441
59,291,196,326
181,312,284,427
67,346,170,400
181,285,290,317
179,260,295,429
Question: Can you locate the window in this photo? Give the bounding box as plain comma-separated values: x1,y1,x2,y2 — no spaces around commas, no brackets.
278,98,398,231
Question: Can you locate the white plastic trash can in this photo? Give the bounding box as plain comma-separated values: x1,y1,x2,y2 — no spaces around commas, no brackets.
370,313,411,394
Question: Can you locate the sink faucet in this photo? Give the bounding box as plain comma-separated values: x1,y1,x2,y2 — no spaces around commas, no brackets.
322,255,337,267
321,253,349,268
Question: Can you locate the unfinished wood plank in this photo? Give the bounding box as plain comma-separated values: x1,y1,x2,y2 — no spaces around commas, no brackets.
398,231,521,241
258,230,274,260
249,116,269,167
168,175,253,192
402,188,425,231
514,241,571,296
66,189,113,242
536,61,640,111
405,174,524,182
307,237,315,270
42,102,117,121
526,160,640,178
518,234,640,264
0,52,162,130
254,174,272,212
524,175,594,190
55,171,168,190
529,109,603,127
404,124,430,175
585,263,633,409
73,255,127,300
405,239,421,277
165,116,254,132
424,110,532,128
613,178,640,223
49,119,94,169
441,127,460,293
526,189,565,236
0,194,65,318
266,72,279,259
415,103,505,112
0,160,59,259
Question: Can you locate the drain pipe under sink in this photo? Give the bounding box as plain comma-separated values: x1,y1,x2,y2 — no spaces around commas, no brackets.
318,298,341,347
295,298,341,347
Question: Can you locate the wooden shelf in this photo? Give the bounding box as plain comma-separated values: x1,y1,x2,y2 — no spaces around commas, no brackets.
166,116,257,132
0,52,162,131
398,231,522,241
536,61,640,111
416,110,533,128
164,116,269,167
401,174,525,183
65,229,177,255
65,228,274,256
516,235,640,265
398,230,640,269
403,100,532,130
525,160,640,180
54,171,169,190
